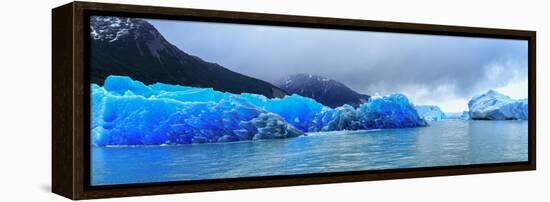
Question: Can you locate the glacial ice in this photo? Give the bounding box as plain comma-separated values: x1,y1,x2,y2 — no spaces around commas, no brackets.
460,111,470,120
359,94,427,128
468,90,528,120
92,76,426,146
415,105,446,121
246,113,304,140
445,111,470,120
312,104,363,131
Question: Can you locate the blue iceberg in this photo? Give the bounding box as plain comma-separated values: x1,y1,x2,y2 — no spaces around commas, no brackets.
460,111,470,120
415,105,446,121
92,76,426,146
468,90,528,120
313,104,363,131
245,113,304,140
359,94,428,128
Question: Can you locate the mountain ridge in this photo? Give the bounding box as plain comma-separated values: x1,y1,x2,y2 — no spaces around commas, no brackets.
89,16,287,98
275,73,370,108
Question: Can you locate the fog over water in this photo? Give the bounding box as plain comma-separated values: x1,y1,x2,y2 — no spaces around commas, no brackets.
148,19,528,112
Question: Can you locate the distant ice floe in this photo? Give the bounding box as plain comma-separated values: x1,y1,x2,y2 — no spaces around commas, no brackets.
415,105,446,121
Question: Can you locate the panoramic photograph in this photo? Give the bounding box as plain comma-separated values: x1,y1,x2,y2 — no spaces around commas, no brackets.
89,15,529,186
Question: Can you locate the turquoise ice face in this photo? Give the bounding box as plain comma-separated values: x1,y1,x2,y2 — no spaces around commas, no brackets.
91,75,426,146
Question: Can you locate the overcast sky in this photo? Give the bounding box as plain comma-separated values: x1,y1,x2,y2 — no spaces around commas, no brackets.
148,19,528,113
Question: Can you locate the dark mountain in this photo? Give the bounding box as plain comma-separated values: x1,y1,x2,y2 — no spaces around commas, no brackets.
275,74,370,108
89,16,287,98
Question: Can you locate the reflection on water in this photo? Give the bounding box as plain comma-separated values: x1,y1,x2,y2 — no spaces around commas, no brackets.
91,120,528,185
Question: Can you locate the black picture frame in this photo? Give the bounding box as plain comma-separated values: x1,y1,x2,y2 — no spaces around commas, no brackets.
52,1,536,200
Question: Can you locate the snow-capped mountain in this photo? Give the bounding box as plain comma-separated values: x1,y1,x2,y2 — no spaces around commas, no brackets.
275,74,370,108
468,90,528,120
90,16,144,42
89,16,287,98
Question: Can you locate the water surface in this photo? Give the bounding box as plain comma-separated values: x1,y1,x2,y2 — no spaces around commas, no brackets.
91,120,528,185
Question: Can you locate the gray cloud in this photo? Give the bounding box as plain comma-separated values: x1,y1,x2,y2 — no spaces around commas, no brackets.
148,19,528,112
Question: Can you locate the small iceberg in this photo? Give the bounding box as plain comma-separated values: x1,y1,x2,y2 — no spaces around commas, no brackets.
415,105,446,121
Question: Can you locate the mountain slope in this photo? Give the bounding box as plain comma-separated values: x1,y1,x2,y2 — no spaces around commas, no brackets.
275,74,369,108
89,16,287,98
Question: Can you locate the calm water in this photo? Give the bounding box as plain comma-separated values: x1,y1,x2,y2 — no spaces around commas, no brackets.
91,120,528,185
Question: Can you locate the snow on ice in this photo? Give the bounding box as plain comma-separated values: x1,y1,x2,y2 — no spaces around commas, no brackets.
468,90,528,120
